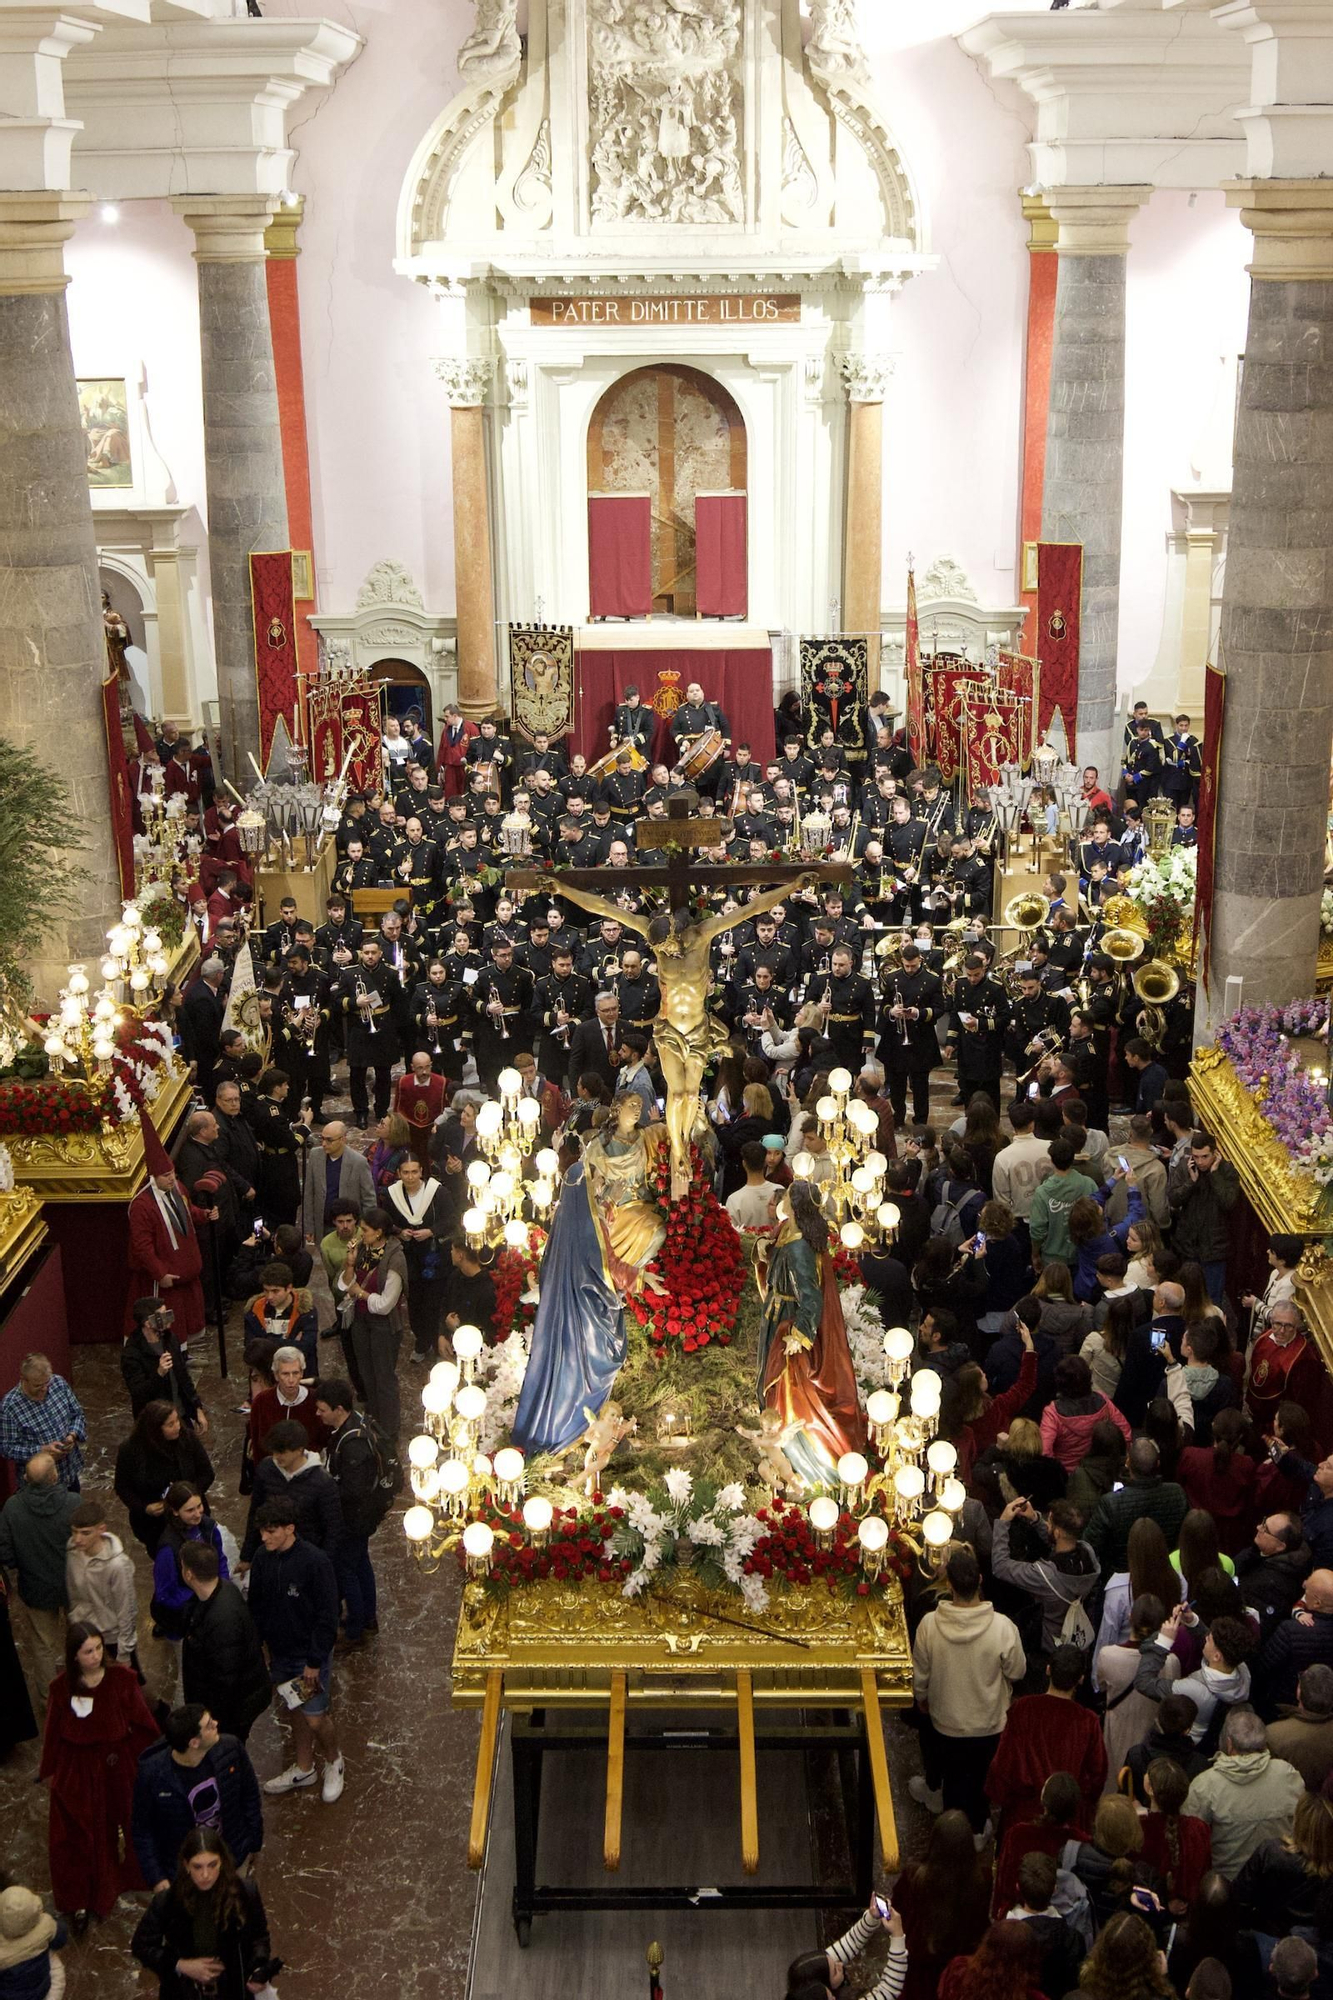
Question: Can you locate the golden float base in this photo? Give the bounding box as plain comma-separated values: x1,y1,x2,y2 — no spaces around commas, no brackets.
0,1186,47,1290
452,1573,913,1873
5,1065,195,1203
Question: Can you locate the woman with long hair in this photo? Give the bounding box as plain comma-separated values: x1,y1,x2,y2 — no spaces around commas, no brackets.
1172,1508,1236,1592
1179,1260,1227,1329
1031,1258,1093,1353
1081,1294,1137,1401
1077,1911,1174,2000
892,1809,992,2000
1069,1196,1119,1304
1125,1217,1165,1293
1254,1399,1317,1517
1066,1415,1127,1520
972,1415,1067,1522
938,1322,1039,1484
1144,1396,1184,1482
754,1180,866,1487
39,1621,159,1925
976,1201,1029,1332
1039,1353,1132,1473
113,1400,214,1554
1095,1515,1184,1661
913,1235,990,1355
150,1481,229,1642
717,1081,777,1198
1178,1410,1256,1557
937,1921,1042,2000
368,1110,412,1194
1167,1871,1265,1995
1240,1231,1303,1350
1234,1789,1333,1933
1070,1794,1165,1928
961,1097,1002,1199
1141,1756,1212,1913
1098,1593,1171,1787
131,1829,272,1999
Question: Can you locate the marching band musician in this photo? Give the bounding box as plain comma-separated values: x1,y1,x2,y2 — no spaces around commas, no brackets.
465,714,511,797
441,923,483,987
611,947,660,1037
807,942,876,1071
1123,717,1164,808
275,943,332,1117
729,741,765,795
534,945,593,1082
1063,1009,1111,1135
557,751,596,808
397,816,442,920
913,766,957,849
470,939,536,1092
611,684,653,757
368,798,409,880
884,794,927,927
668,680,730,797
518,729,568,785
599,748,647,823
334,936,404,1128
261,896,300,969
727,962,793,1059
332,836,378,899
876,941,943,1127
1172,802,1199,848
1166,713,1202,808
943,951,1011,1112
516,912,556,981
856,839,894,930
406,968,468,1085
1079,819,1125,878
1124,699,1166,749
1003,966,1070,1103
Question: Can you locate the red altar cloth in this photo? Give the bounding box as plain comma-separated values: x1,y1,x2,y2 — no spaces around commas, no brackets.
695,493,747,618
588,494,652,619
572,645,776,768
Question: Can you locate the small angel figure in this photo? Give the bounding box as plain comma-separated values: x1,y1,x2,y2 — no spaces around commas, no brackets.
735,1409,803,1496
581,1399,636,1496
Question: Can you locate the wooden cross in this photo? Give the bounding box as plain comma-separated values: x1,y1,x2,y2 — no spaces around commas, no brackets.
506,789,853,910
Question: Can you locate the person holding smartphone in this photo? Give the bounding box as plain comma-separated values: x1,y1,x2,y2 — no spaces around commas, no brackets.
785,1896,908,2000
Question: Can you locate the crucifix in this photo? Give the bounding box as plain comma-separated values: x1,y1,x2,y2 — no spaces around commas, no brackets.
509,790,853,1199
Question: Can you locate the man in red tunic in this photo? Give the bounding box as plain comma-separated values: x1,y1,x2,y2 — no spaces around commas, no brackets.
985,1645,1108,1839
1248,1300,1324,1438
436,702,476,798
125,1112,214,1347
394,1049,448,1170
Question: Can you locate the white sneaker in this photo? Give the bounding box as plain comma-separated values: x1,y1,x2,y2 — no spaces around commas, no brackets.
907,1775,943,1814
321,1755,345,1803
264,1764,317,1795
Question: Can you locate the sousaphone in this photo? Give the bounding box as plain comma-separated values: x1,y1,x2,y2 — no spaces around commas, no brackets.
1003,890,1051,933
1133,958,1181,1049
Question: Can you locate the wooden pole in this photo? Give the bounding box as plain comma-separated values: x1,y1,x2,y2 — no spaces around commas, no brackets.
736,1671,759,1876
860,1669,898,1870
604,1671,627,1872
467,1668,503,1869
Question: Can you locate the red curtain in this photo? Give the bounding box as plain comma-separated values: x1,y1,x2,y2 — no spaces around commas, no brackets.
101,672,136,899
588,495,652,618
924,665,988,784
1036,542,1082,747
573,647,776,768
249,550,298,764
961,695,1023,795
1194,661,1227,993
695,493,747,618
998,652,1040,766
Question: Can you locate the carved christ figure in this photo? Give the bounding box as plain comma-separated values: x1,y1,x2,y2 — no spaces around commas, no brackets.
552,872,822,1200
458,0,520,75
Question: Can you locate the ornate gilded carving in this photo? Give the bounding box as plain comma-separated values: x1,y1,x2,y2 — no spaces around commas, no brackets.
7,1068,194,1204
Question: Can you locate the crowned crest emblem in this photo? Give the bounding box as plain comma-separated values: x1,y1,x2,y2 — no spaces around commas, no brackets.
652,670,683,718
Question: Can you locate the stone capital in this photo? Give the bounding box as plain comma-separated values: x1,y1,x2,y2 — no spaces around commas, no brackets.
0,191,89,294
433,357,495,408
1226,179,1333,281
1045,186,1150,256
839,353,893,404
264,195,304,261
172,195,281,263
1021,192,1058,254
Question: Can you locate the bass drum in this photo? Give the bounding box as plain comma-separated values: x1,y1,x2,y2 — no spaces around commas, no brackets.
672,725,724,786
587,742,649,782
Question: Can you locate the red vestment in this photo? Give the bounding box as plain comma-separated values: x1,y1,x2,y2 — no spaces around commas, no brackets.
206,887,241,927
163,759,200,806
248,1384,329,1464
1140,1810,1212,1905
394,1071,448,1167
126,1183,208,1342
40,1662,159,1918
985,1692,1107,1832
992,1815,1088,1918
1248,1329,1324,1435
437,719,477,797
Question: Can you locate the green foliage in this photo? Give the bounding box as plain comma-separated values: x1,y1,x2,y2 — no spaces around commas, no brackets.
0,737,88,1005
612,1280,764,1491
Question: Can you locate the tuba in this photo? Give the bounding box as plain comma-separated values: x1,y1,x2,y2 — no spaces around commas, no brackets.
1003,889,1051,934
1133,959,1181,1050
1100,928,1146,966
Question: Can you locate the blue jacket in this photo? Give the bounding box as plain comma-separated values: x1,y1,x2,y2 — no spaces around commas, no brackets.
247,1536,339,1667
0,1922,67,2000
132,1733,263,1886
1284,1455,1333,1571
150,1516,228,1635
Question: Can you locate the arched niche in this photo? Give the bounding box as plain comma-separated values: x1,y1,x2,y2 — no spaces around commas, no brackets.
373,656,436,735
587,364,747,617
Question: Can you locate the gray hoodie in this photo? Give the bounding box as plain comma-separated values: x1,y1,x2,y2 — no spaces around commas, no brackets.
991,1518,1100,1651
1134,1630,1252,1742
67,1528,138,1655
1184,1750,1305,1878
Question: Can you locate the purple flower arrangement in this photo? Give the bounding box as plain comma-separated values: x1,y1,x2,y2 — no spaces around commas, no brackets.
1216,999,1333,1181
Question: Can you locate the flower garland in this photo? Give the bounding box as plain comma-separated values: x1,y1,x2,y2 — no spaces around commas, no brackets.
1216,998,1333,1186
1126,845,1197,961
624,1140,746,1354
0,1017,180,1139
489,1226,545,1347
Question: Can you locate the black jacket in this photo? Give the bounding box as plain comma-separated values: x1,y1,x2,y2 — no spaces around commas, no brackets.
132,1734,263,1886
132,1876,270,2000
565,1016,618,1092
114,1429,215,1550
247,1536,339,1665
857,1250,914,1331
121,1329,201,1422
1234,1838,1327,1932
240,1455,343,1563
1234,1539,1313,1641
1254,1610,1333,1721
181,1581,271,1741
325,1410,385,1538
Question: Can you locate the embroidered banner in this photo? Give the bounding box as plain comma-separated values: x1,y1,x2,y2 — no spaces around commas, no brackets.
1035,542,1082,747
924,663,990,785
249,549,299,765
961,693,1024,797
1194,659,1226,994
509,624,575,742
339,680,383,796
800,637,869,771
101,670,136,899
306,680,344,787
997,651,1041,768
905,568,926,770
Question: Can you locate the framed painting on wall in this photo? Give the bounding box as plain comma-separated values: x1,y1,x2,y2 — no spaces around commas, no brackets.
77,378,133,488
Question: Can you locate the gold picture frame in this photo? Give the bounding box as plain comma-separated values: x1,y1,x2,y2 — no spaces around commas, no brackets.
291,550,314,601
77,378,132,489
1021,541,1040,594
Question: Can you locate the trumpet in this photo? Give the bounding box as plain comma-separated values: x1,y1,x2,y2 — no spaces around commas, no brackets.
424,1004,443,1056
891,974,911,1047
353,971,380,1037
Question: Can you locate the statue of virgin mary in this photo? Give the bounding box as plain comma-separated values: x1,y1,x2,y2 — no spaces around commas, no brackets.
511,1096,667,1457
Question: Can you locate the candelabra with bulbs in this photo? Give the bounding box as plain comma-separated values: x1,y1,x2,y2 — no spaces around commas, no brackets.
462,1068,557,1254
790,1067,898,1249
404,1353,538,1575
101,902,170,1007
42,968,124,1079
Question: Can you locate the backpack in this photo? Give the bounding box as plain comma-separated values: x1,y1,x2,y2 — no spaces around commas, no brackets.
331,1417,395,1532
1057,1591,1097,1652
930,1182,972,1247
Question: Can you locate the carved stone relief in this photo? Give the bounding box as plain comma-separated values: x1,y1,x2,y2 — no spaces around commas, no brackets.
781,115,818,218
587,0,745,227
457,0,521,76
433,358,496,407
355,561,426,611
920,554,978,604
513,119,553,212
806,0,869,80
839,352,893,403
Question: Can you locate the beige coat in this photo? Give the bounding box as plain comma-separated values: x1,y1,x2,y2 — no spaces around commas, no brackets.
912,1596,1026,1739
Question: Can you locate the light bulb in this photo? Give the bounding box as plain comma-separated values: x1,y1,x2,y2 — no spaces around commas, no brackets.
523,1496,553,1535
407,1434,439,1470
455,1383,487,1422
893,1466,925,1504
863,1151,888,1180
67,967,89,995
840,1221,865,1251
850,1167,874,1196
43,1035,65,1059
940,1477,967,1514
497,1067,522,1099
926,1441,958,1477
827,1067,852,1097
877,1202,900,1232
837,1452,869,1488
791,1151,815,1181
430,1359,460,1397
865,1389,895,1426
493,1447,525,1485
466,1160,491,1188
517,1098,541,1127
101,957,120,981
489,1169,515,1203
404,1505,433,1542
816,1095,838,1124
461,1522,495,1568
883,1327,914,1364
534,1147,559,1177
808,1495,839,1532
476,1102,503,1137
452,1325,483,1363
922,1510,952,1548
437,1458,470,1496
421,1381,450,1417
504,1217,529,1248
858,1516,889,1554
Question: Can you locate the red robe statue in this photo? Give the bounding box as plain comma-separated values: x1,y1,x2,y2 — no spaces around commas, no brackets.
40,1662,159,1918
394,1069,447,1168
126,1179,209,1343
1247,1327,1324,1436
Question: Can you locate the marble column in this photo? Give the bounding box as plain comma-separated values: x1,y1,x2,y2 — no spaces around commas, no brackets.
840,354,891,693
1197,184,1333,1031
173,196,288,778
0,193,123,999
1041,187,1148,785
436,359,497,722
1174,493,1228,720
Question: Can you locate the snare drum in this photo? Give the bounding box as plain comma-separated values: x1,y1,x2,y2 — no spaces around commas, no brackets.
587,742,649,782
672,725,724,785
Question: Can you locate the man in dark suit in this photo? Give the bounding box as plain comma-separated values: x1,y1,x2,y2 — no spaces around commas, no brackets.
181,959,228,1104
565,991,621,1094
